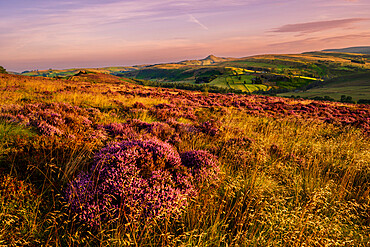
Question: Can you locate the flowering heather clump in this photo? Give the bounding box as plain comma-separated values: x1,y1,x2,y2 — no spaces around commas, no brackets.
0,102,97,136
101,122,137,140
86,107,101,115
199,120,220,136
147,122,176,140
35,120,64,136
180,150,221,186
127,119,152,130
65,138,195,227
166,119,198,135
132,102,147,109
149,103,197,121
127,119,177,142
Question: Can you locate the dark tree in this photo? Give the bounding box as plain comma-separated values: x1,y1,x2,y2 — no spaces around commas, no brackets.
0,66,7,74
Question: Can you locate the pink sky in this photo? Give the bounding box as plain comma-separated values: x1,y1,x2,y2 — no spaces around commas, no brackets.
0,0,369,72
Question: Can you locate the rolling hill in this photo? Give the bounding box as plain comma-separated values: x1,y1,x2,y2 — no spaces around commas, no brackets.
279,72,370,102
16,50,370,102
323,46,370,55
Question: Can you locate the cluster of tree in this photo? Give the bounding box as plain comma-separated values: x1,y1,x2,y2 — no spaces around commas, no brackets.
351,59,366,64
251,77,263,84
21,69,39,74
358,99,370,104
0,66,7,74
195,75,218,84
340,95,355,104
310,96,335,102
254,87,290,96
287,95,370,104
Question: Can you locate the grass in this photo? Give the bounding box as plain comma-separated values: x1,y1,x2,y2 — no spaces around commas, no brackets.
279,72,370,101
0,72,369,246
0,120,36,168
209,74,269,92
0,120,35,141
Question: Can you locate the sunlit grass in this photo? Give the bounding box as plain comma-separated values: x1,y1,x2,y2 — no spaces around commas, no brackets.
0,73,369,246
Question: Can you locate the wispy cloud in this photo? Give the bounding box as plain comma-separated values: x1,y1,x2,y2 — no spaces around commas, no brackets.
272,18,368,34
188,14,209,30
268,33,370,49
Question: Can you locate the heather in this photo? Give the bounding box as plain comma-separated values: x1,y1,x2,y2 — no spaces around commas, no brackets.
65,138,197,227
0,73,369,246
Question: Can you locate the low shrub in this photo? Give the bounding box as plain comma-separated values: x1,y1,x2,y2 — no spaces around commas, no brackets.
65,138,195,227
180,150,220,186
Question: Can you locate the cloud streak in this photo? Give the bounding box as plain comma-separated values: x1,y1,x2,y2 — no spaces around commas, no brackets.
272,18,368,34
188,14,209,30
268,33,370,52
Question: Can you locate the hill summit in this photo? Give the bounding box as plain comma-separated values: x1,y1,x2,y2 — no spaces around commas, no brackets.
178,55,230,66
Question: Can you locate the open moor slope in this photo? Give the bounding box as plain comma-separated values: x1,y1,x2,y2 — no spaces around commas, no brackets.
0,72,369,245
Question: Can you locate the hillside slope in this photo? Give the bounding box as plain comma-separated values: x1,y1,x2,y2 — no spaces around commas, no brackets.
323,46,370,54
1,72,369,245
279,72,370,101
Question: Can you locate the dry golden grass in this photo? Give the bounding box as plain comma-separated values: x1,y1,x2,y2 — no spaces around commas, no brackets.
0,73,369,246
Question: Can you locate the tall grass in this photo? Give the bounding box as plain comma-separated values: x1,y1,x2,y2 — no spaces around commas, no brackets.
0,74,369,246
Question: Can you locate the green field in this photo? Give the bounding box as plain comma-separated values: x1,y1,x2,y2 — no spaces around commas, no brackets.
209,73,269,92
279,72,370,101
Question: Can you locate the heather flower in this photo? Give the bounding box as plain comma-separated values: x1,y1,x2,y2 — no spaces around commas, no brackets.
65,138,195,227
166,119,198,134
0,102,97,137
102,122,136,139
15,114,30,125
180,150,221,186
0,113,17,123
147,122,176,141
132,102,146,109
89,128,108,141
199,120,219,136
86,107,101,115
39,109,65,126
35,120,63,136
127,119,177,142
127,119,152,130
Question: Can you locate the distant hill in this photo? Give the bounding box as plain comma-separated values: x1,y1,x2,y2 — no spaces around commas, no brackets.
19,51,370,100
323,46,370,54
178,55,231,66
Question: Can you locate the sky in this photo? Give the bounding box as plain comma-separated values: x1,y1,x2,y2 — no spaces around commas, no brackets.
0,0,369,72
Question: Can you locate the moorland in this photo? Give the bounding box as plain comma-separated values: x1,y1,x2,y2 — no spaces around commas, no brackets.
0,49,369,246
